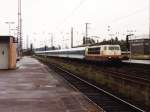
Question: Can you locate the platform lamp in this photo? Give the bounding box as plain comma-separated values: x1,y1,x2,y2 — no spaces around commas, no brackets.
127,30,135,62
126,34,133,61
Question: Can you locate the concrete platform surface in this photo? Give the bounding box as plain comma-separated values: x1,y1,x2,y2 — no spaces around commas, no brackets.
0,57,102,112
123,59,150,65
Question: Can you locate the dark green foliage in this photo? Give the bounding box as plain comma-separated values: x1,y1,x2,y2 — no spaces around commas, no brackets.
101,37,128,51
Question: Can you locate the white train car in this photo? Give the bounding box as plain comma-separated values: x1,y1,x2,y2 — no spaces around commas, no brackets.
36,47,85,59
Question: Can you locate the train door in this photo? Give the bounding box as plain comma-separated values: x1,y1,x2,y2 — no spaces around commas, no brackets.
0,43,8,69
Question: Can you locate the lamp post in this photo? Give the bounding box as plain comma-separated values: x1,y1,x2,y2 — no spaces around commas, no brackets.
85,23,90,45
71,27,73,48
127,30,135,62
5,22,15,35
128,34,134,62
48,33,54,48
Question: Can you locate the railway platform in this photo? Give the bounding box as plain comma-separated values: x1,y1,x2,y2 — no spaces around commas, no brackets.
123,59,150,65
0,57,102,112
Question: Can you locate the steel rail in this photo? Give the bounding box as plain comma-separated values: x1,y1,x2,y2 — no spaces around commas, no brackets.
49,63,146,112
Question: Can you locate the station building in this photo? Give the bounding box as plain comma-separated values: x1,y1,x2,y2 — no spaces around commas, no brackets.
130,38,150,59
0,36,17,69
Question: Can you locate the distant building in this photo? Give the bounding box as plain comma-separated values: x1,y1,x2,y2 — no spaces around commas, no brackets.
130,38,150,55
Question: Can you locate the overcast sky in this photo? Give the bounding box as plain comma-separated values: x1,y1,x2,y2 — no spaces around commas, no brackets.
0,0,149,48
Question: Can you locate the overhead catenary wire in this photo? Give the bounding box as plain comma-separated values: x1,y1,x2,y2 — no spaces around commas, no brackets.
109,7,148,24
54,0,148,47
56,1,148,33
55,0,88,31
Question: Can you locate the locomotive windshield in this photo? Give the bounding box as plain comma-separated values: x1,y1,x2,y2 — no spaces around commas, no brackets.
88,47,101,54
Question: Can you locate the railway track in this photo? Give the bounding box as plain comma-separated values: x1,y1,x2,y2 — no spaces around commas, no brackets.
46,56,150,82
54,57,150,86
99,68,150,86
102,67,150,81
47,62,146,112
84,61,150,82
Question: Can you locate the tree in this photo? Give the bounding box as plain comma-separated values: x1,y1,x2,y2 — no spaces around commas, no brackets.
83,37,96,45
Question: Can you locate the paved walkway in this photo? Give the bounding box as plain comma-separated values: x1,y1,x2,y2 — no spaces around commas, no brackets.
0,57,102,112
123,59,150,65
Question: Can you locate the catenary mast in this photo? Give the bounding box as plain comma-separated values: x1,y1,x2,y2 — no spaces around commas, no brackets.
17,0,22,56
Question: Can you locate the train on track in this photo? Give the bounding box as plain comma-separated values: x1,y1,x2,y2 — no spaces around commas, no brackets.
35,45,122,62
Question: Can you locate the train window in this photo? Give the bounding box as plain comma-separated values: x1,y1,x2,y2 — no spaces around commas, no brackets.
80,50,85,54
88,47,100,54
67,50,85,55
109,46,120,50
104,46,107,50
